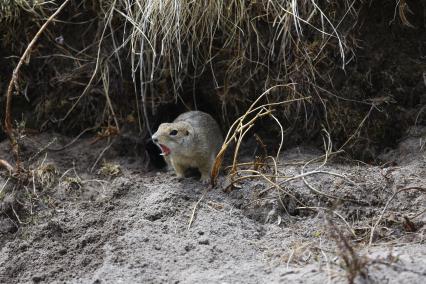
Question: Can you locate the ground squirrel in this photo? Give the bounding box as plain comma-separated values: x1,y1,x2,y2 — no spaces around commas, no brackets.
152,111,223,182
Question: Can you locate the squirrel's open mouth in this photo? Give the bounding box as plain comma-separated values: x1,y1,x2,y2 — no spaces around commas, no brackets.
158,144,171,156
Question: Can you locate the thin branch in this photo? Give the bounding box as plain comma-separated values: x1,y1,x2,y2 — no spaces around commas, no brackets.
368,186,426,247
3,0,72,168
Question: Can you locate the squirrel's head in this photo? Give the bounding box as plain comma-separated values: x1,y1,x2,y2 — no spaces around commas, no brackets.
152,121,194,156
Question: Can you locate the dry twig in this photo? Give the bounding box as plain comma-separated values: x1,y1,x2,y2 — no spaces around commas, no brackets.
211,84,311,185
3,0,72,169
368,186,426,247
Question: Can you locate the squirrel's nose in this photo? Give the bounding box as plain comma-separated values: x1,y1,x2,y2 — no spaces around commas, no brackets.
152,137,158,143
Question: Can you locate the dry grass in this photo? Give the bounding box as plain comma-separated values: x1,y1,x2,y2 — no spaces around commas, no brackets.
2,0,420,153
1,0,423,230
1,0,361,188
0,0,49,24
1,0,362,137
98,161,122,177
327,215,369,284
113,0,357,130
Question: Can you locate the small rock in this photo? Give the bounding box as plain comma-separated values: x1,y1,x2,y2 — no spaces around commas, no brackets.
198,239,210,245
184,244,195,252
0,218,17,234
58,247,67,255
32,275,45,283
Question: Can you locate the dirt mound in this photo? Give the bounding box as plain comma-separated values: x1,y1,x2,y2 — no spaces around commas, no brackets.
0,127,424,283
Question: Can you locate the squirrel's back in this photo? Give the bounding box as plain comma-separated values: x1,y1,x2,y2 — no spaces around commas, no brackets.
174,111,223,152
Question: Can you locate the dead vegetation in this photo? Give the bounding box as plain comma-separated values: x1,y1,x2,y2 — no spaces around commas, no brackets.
0,0,425,281
2,0,423,157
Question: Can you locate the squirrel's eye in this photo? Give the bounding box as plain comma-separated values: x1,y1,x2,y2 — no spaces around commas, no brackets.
169,130,178,136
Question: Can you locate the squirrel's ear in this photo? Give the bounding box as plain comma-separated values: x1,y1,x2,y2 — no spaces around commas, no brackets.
182,122,193,136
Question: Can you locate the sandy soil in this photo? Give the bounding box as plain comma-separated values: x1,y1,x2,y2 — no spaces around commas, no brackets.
0,127,425,283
